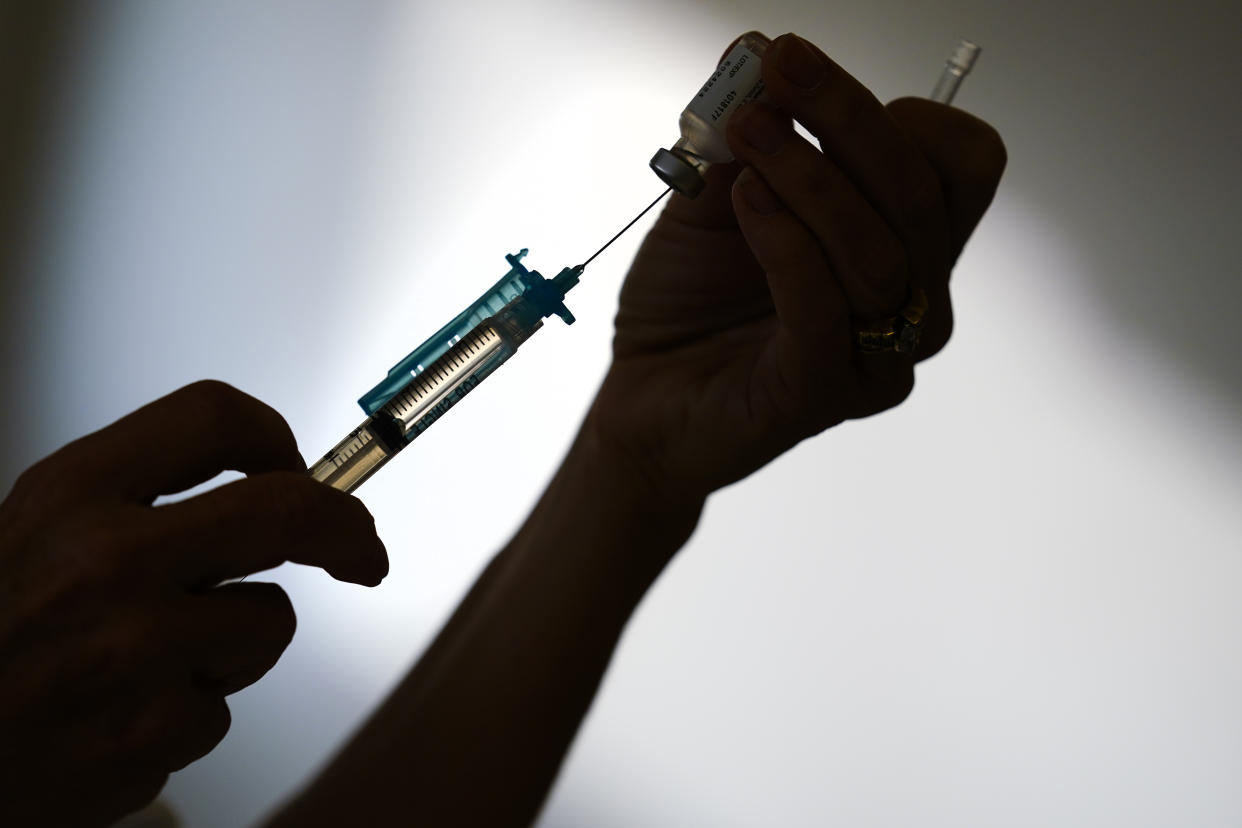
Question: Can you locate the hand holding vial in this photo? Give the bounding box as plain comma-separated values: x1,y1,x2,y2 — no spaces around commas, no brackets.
590,32,1007,501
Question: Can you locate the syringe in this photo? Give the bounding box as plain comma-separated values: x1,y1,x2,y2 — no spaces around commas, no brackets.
309,190,669,494
308,252,582,493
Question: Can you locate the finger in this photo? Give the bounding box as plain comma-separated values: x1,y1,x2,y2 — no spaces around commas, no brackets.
155,471,388,587
182,581,296,695
121,680,231,772
54,380,306,503
886,97,1007,265
79,769,169,828
731,166,853,403
716,31,769,65
915,278,954,362
848,350,916,420
660,157,743,230
728,102,909,319
760,34,951,292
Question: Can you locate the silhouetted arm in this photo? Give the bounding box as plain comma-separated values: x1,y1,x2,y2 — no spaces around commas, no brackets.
268,426,701,827
267,31,1005,827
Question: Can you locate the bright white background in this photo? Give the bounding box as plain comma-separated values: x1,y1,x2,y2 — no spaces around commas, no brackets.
4,1,1242,826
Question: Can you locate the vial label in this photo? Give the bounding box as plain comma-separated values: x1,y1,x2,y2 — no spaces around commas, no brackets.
686,44,765,126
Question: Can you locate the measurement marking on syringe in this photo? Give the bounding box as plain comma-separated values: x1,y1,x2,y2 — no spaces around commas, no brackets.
368,323,510,436
316,426,374,471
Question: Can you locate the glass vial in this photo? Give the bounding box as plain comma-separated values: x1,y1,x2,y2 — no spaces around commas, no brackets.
650,31,771,198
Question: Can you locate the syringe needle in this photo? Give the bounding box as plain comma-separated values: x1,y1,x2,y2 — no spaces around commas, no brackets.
579,186,672,270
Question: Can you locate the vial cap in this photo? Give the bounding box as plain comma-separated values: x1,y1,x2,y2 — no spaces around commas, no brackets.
650,148,706,198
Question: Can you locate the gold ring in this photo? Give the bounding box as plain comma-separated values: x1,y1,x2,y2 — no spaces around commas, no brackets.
853,288,928,355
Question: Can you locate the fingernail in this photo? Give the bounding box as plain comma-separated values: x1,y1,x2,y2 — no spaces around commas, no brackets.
736,167,782,215
738,104,787,155
777,35,826,89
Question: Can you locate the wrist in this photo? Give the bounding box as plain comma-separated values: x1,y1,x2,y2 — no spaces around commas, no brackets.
510,419,705,600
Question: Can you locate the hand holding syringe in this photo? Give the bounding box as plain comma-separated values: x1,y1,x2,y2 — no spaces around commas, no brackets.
309,36,980,493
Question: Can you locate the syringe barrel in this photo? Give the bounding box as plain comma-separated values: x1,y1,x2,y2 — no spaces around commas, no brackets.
378,317,522,440
309,299,541,494
308,419,401,492
314,251,578,494
357,249,565,417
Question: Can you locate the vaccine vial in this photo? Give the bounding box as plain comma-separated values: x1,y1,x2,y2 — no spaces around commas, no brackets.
650,31,771,198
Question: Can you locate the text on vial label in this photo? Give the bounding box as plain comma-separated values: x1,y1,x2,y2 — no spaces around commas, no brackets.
686,45,765,126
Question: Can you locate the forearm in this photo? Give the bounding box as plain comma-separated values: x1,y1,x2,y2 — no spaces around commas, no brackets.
267,423,703,827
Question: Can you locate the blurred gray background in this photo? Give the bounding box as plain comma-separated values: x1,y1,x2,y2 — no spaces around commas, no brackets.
3,0,1241,825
